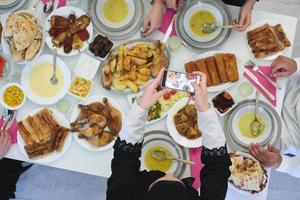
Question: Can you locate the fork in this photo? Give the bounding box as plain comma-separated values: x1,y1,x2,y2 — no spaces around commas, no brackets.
246,60,281,90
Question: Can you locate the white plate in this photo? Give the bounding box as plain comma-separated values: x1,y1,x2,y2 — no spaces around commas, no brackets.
189,50,244,93
21,54,71,105
0,0,25,13
96,0,135,29
70,95,125,151
1,10,46,65
229,151,268,195
167,97,202,148
246,19,289,61
0,0,19,7
45,6,93,57
16,107,72,164
183,2,223,43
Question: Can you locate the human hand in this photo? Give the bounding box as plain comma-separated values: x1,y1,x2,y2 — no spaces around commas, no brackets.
165,0,184,11
191,72,209,112
271,56,297,77
141,1,165,36
138,68,171,110
234,0,256,32
0,130,11,160
249,143,282,168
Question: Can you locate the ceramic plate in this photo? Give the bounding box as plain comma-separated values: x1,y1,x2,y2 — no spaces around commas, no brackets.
70,95,125,152
189,50,244,93
167,97,202,148
1,10,46,65
45,6,93,56
0,0,25,13
0,0,20,8
21,55,71,105
141,130,187,178
17,107,72,164
246,19,289,61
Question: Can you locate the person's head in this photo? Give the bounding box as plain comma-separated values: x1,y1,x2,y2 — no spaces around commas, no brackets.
146,173,190,200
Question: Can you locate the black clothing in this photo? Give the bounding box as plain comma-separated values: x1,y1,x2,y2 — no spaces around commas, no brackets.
221,0,246,7
146,181,189,200
0,158,31,200
106,137,231,200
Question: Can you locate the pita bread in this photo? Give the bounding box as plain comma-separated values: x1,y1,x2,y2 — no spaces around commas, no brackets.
25,39,42,60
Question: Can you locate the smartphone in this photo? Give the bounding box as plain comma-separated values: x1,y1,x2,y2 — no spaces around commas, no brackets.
161,70,201,93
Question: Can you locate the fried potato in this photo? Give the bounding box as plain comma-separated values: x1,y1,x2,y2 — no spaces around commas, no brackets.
131,56,147,66
134,79,147,86
109,57,117,73
139,68,151,76
123,56,131,71
119,74,130,81
112,78,127,91
116,45,125,73
125,80,139,92
129,71,137,81
137,73,149,81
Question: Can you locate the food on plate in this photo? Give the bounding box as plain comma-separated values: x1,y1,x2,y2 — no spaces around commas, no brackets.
247,23,291,58
101,40,169,92
131,90,187,122
145,146,173,172
89,34,113,59
29,62,64,97
69,76,92,98
173,104,201,139
239,112,266,138
48,13,90,54
70,98,122,147
185,53,239,86
5,12,43,62
3,85,24,107
229,154,267,193
103,0,129,23
212,91,235,114
189,10,216,37
17,108,69,159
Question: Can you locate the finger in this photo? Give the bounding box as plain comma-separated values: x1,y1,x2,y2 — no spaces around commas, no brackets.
243,16,251,29
268,144,280,153
4,133,11,147
271,61,286,75
0,132,4,145
238,14,246,27
275,71,290,78
142,18,150,33
143,25,155,36
152,68,165,86
271,56,284,67
251,144,269,162
3,132,9,146
155,88,171,99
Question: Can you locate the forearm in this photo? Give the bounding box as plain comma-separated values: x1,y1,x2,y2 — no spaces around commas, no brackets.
200,146,231,200
276,155,300,178
197,106,226,149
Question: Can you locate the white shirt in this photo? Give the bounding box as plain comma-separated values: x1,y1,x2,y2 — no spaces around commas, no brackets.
277,58,300,177
119,102,226,149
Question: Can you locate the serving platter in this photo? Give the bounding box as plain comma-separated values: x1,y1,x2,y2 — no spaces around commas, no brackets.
70,95,125,152
21,55,71,105
1,10,46,64
16,107,72,164
175,0,232,52
89,0,144,40
226,100,282,153
141,130,187,178
246,19,289,61
189,50,244,93
45,6,93,56
167,97,202,148
0,0,25,14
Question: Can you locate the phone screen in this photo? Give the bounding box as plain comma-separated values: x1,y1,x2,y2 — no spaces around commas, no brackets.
161,70,201,93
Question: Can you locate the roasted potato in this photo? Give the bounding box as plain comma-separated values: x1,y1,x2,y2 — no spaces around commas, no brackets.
112,78,127,91
139,68,151,76
125,80,139,92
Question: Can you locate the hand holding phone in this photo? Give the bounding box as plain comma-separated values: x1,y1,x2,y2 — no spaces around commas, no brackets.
161,70,201,93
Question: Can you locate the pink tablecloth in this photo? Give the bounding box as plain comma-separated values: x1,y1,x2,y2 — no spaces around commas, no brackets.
159,9,177,36
41,0,66,8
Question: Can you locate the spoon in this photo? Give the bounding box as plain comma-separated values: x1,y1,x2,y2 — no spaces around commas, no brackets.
50,48,58,85
1,109,14,131
43,0,54,14
200,23,235,33
250,91,262,136
151,150,195,165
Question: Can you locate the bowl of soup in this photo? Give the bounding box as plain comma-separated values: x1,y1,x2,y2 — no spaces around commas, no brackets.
0,83,26,110
21,55,71,105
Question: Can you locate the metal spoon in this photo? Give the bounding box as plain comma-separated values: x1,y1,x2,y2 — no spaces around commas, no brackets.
152,150,195,165
1,109,14,131
43,0,54,14
200,23,235,33
250,91,262,136
50,48,58,85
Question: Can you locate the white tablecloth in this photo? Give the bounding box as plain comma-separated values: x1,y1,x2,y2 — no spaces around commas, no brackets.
4,1,298,200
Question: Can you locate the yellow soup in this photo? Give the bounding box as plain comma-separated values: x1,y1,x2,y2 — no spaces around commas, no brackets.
145,146,173,173
189,10,217,37
3,85,24,107
29,62,64,98
239,112,266,139
103,0,129,23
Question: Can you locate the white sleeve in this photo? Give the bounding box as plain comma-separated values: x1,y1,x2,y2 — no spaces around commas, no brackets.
276,155,300,178
197,105,226,149
294,58,300,76
118,103,148,145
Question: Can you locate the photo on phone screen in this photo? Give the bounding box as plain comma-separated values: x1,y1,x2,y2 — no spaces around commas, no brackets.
161,70,201,93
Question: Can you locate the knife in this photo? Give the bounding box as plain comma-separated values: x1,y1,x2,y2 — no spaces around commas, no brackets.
244,70,276,101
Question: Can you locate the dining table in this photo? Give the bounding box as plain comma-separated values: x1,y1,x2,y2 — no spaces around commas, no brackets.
2,0,298,200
